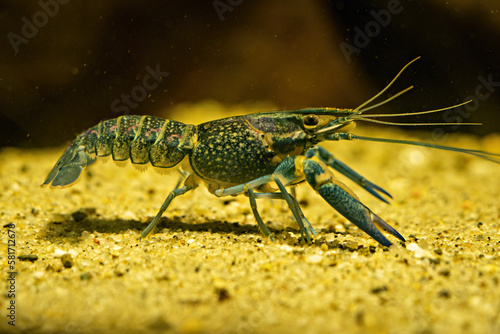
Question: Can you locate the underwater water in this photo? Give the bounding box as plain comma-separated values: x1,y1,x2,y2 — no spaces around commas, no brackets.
1,1,499,333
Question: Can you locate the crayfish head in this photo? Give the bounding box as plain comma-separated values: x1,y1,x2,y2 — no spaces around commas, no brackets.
296,109,357,143
242,109,357,162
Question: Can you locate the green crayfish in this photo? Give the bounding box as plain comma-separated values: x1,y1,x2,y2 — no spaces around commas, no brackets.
43,58,500,246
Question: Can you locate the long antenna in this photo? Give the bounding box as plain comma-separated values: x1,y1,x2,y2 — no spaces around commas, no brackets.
358,100,472,118
351,100,481,126
350,118,482,127
327,133,500,164
356,86,414,114
353,57,421,114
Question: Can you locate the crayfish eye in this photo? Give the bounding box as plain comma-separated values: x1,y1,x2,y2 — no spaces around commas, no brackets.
303,115,319,127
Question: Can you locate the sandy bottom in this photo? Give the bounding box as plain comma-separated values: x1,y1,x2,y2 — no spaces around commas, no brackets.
1,109,500,334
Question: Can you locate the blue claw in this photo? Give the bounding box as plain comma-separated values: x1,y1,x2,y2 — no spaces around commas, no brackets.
370,211,405,242
359,179,392,204
316,182,393,246
303,158,401,246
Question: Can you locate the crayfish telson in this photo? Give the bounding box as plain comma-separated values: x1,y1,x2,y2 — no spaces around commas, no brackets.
43,58,500,246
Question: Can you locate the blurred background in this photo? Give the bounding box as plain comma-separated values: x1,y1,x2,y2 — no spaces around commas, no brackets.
1,0,499,147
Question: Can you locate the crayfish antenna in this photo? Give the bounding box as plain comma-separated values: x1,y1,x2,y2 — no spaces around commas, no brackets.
351,100,483,127
329,133,500,164
353,57,420,114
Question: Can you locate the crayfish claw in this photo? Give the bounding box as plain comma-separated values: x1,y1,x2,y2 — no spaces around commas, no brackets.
370,212,406,243
302,157,400,246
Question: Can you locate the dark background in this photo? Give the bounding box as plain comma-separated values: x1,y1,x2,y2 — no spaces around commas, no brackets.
1,0,499,148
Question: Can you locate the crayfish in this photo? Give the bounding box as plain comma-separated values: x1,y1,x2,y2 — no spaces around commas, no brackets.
43,58,500,246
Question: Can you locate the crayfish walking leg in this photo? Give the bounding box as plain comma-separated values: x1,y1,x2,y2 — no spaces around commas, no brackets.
140,184,194,239
215,152,406,246
215,174,316,242
247,188,273,240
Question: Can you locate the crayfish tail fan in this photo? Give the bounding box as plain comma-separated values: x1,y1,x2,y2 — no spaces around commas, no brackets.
42,145,93,188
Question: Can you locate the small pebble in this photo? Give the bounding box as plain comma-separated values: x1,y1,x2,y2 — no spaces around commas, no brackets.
18,254,38,262
278,244,293,252
371,285,388,294
110,234,123,242
216,287,230,302
33,271,45,280
51,213,66,223
81,231,91,239
80,272,93,280
61,254,73,268
71,210,88,222
438,289,451,298
344,240,358,251
407,243,434,259
474,234,485,241
46,263,63,272
306,254,323,264
54,248,67,257
438,269,450,277
68,249,78,257
434,248,443,255
114,269,125,277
